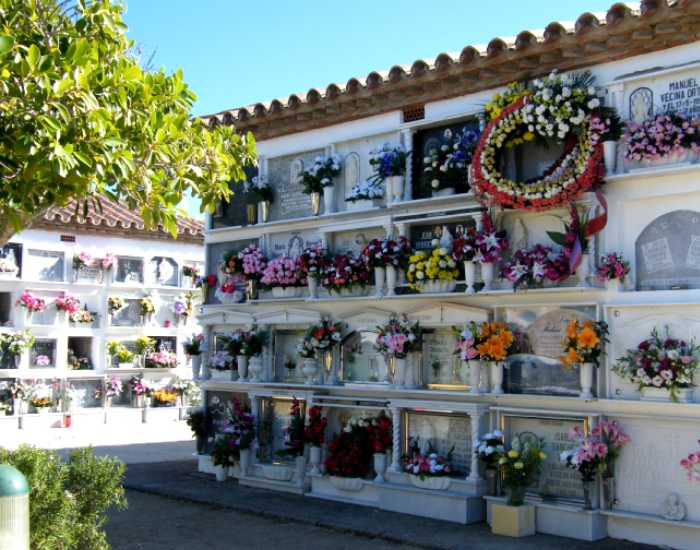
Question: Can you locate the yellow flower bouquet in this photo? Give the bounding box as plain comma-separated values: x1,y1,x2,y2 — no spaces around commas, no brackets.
558,318,609,370
406,248,459,292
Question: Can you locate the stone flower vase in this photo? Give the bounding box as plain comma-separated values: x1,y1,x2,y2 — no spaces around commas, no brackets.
373,452,388,483
237,355,249,382
248,356,264,383
393,357,407,387
391,175,405,204
490,361,505,394
464,261,477,294
374,266,385,297
295,454,308,487
239,448,251,477
309,445,322,475
385,265,398,296
579,362,595,399
481,262,495,291
302,358,318,385
468,359,481,394
191,355,202,380
310,192,321,216
323,186,335,214
215,464,229,482
308,276,320,300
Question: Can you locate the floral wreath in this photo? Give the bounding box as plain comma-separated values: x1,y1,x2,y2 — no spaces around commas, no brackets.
472,90,604,212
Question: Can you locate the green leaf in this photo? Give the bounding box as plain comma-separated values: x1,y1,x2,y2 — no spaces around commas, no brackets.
55,78,73,95
0,35,14,54
27,44,40,69
38,115,62,132
37,55,52,72
74,152,92,167
54,103,70,123
546,231,569,248
122,65,142,83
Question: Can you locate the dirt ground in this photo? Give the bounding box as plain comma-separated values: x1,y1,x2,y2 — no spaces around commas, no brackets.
105,489,423,550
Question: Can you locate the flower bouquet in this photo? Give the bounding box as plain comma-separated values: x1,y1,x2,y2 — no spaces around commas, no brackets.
54,294,80,314
104,376,123,397
300,318,346,352
210,351,234,371
612,326,699,402
296,244,329,281
72,249,95,271
170,292,196,318
33,355,51,367
623,111,700,165
139,294,156,316
361,236,412,270
367,412,392,454
451,211,508,265
474,430,505,469
403,443,454,481
224,328,246,357
297,154,342,194
420,127,480,194
499,435,547,506
98,252,118,272
275,396,306,458
108,296,125,313
321,252,371,296
239,328,268,357
0,256,18,274
182,333,205,356
240,244,268,281
476,321,513,362
501,244,565,291
560,426,608,481
223,397,257,458
260,254,306,297
115,347,135,366
219,249,244,278
406,248,459,292
15,292,46,312
145,350,178,369
597,252,630,284
593,420,630,478
152,388,178,406
173,378,196,397
5,330,35,356
345,179,384,203
134,335,156,357
130,374,150,396
68,355,90,370
681,440,700,482
324,415,375,478
374,314,421,359
29,395,52,409
182,264,201,281
9,380,32,400
69,308,95,324
367,141,411,183
304,405,327,448
244,174,274,203
452,321,482,362
558,318,609,370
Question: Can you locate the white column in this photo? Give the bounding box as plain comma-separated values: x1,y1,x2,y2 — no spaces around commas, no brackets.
395,223,409,285
401,129,415,202
262,325,272,382
577,193,600,275
201,325,214,380
383,224,395,240
388,406,402,472
469,412,483,480
608,83,625,118
319,232,329,251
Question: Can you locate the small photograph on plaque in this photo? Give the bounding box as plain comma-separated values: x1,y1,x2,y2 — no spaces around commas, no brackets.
502,305,598,396
27,249,64,281
405,410,472,475
115,257,143,284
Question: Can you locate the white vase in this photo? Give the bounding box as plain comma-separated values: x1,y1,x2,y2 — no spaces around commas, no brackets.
303,358,318,385
603,140,618,175
580,362,595,399
391,175,405,204
479,361,491,393
490,361,504,394
296,455,308,487
310,191,321,215
248,356,263,383
385,265,397,296
13,354,23,369
237,355,249,382
215,464,229,482
393,357,407,387
309,445,322,475
323,186,335,214
330,476,365,491
422,279,456,294
481,262,495,291
272,286,305,299
374,266,385,297
308,277,319,300
374,452,388,483
239,448,251,477
385,177,393,205
468,359,481,394
260,200,270,223
641,387,694,403
410,476,451,490
464,261,477,294
191,355,202,380
576,253,591,288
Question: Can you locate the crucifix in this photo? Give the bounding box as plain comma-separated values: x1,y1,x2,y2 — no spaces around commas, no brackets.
665,432,682,457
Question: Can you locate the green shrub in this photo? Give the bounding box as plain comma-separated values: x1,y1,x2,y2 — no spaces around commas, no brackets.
0,445,127,550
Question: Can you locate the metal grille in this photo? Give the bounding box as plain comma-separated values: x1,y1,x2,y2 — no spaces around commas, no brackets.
60,235,75,242
403,106,425,123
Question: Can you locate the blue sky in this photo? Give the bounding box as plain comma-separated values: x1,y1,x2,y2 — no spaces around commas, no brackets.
121,0,618,215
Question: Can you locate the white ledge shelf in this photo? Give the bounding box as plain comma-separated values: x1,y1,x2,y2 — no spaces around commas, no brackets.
606,161,700,183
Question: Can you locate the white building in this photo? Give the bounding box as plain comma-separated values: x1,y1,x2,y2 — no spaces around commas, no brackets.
0,198,204,429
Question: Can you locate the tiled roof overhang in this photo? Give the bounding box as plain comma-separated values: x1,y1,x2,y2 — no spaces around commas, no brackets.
202,1,700,141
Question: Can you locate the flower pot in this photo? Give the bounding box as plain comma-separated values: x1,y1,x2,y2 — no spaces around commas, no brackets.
310,191,321,216
13,354,23,369
260,200,270,223
641,386,694,403
239,448,251,477
248,356,264,383
506,485,527,507
410,476,451,491
464,261,477,295
309,445,322,475
575,253,591,288
337,286,368,298
262,465,294,481
323,186,335,214
237,355,249,383
12,398,22,416
374,452,388,483
215,464,229,482
487,468,499,496
602,476,616,509
479,361,491,393
118,363,133,369
209,369,230,381
35,407,49,415
579,362,595,399
132,394,144,408
432,187,455,198
307,277,319,300
603,140,618,175
374,266,385,297
201,283,208,303
393,357,407,387
329,476,364,492
176,314,188,327
302,358,318,385
582,478,595,510
271,286,305,299
481,262,495,291
247,279,258,301
295,455,307,487
468,359,481,394
246,203,257,224
191,355,202,380
105,396,112,409
391,175,404,204
24,310,34,325
196,434,205,454
491,502,535,537
490,361,505,394
385,265,397,296
422,279,457,294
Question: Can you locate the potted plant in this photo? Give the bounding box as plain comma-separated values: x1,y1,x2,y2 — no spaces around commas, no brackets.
623,110,700,166
244,175,274,223
474,430,505,495
374,314,422,388
501,244,567,292
209,351,235,381
239,243,268,300
182,334,205,379
296,318,346,385
211,435,236,481
367,412,392,482
238,328,269,383
29,395,53,413
406,248,459,294
403,442,455,490
106,338,122,368
296,244,330,300
116,347,135,368
102,376,123,407
420,127,480,197
186,406,206,454
182,264,200,288
324,414,376,491
139,291,158,324
129,374,150,407
597,252,630,290
15,292,46,322
366,141,411,204
360,236,411,297
5,330,35,368
612,326,699,403
321,251,371,297
134,335,156,365
558,318,609,399
491,435,547,537
222,397,256,477
259,254,307,299
297,154,342,215
303,405,328,476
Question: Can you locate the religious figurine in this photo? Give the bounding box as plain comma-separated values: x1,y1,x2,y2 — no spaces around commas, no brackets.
511,218,527,252
157,258,172,281
662,493,685,521
439,226,453,254
290,158,303,184
355,234,367,253
345,154,359,193
630,88,652,124
288,236,303,258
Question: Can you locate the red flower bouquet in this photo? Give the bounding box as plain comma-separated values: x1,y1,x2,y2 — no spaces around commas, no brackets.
296,244,329,281
361,236,412,269
322,252,371,295
303,406,327,447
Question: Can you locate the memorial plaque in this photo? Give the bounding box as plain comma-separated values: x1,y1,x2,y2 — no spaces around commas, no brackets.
111,299,142,327
146,256,178,287
615,417,700,521
204,391,249,454
410,220,474,253
28,249,64,281
261,397,305,462
406,411,471,475
334,229,384,257
115,257,143,284
502,305,597,396
31,339,56,369
1,243,22,277
267,149,325,222
67,379,102,410
505,416,585,500
267,232,319,259
76,265,100,283
423,331,461,385
210,167,259,230
635,210,700,290
273,331,304,382
342,331,387,383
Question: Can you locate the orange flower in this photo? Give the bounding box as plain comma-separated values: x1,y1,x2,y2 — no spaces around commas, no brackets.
578,327,600,349
565,319,578,340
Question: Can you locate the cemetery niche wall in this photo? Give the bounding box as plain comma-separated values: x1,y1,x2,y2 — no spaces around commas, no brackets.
196,13,700,550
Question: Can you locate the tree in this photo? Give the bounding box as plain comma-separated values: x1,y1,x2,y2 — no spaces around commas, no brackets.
0,0,256,245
